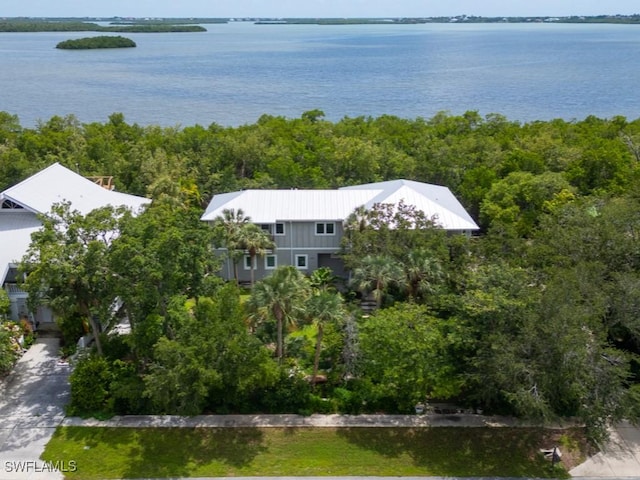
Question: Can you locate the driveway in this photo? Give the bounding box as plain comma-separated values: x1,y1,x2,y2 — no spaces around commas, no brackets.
0,336,70,480
570,420,640,478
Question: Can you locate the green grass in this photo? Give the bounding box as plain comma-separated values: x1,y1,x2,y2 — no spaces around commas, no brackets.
42,426,585,479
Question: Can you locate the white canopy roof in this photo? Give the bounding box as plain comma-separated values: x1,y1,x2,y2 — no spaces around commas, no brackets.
201,179,479,231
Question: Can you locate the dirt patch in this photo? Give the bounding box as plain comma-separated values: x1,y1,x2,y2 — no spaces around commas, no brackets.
537,428,594,471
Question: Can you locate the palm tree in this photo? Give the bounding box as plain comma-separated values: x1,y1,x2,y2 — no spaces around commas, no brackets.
239,223,275,286
306,290,345,386
404,249,444,302
212,208,250,283
308,266,337,292
247,266,310,361
350,254,403,309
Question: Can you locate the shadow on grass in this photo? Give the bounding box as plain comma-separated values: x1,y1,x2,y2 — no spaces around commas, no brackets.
335,427,567,478
46,427,266,479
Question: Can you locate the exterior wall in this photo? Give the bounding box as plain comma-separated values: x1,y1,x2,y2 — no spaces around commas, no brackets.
273,221,343,251
214,220,346,283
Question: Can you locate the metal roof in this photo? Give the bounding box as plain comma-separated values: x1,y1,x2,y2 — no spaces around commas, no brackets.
1,162,149,215
341,179,479,230
201,179,479,231
202,189,381,223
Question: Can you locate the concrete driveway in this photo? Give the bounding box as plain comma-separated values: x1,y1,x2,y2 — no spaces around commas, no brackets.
570,420,640,478
0,337,70,480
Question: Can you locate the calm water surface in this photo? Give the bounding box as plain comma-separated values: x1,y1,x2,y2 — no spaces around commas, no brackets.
1,22,639,127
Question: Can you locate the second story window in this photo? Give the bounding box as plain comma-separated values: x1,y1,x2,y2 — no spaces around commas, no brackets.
275,222,285,235
315,222,335,236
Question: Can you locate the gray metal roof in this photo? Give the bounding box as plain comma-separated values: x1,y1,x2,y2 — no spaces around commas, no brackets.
201,179,479,231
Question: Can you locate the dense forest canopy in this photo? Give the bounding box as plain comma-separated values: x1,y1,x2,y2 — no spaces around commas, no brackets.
4,109,640,441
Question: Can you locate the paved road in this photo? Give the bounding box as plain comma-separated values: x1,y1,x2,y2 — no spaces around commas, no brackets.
0,337,69,480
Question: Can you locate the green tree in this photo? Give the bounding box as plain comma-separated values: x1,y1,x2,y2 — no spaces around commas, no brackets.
21,203,129,355
239,223,276,287
403,248,444,302
359,303,463,412
350,255,403,309
480,171,575,237
212,208,251,283
341,201,448,272
143,286,277,414
247,266,310,361
109,197,221,337
306,290,345,386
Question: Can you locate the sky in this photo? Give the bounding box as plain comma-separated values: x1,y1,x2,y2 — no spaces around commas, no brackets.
1,0,639,19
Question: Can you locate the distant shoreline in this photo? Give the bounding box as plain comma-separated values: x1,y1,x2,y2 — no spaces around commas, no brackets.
1,15,640,29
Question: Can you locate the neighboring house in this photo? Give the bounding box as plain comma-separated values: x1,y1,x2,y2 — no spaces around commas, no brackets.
201,179,479,283
0,163,149,325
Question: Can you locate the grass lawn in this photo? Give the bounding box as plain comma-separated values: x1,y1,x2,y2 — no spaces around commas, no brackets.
42,426,588,479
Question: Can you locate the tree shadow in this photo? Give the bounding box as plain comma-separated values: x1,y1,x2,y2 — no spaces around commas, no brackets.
47,426,267,478
335,427,561,477
121,427,266,478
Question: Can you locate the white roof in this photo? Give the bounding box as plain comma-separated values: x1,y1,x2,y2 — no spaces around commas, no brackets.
1,162,149,215
1,163,150,285
202,189,381,223
341,179,479,230
201,179,479,231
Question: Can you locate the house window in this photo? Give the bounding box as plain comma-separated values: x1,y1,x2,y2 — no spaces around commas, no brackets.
315,222,335,235
275,223,285,235
295,254,308,269
265,255,277,270
243,256,255,270
260,224,272,234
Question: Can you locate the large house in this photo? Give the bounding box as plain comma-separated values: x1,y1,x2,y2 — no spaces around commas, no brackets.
0,163,149,325
201,179,479,283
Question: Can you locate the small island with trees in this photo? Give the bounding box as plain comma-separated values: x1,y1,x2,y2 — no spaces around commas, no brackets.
56,35,136,50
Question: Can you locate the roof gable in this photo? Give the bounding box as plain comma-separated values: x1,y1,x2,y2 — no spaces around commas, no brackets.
0,163,149,215
202,180,479,231
341,180,479,230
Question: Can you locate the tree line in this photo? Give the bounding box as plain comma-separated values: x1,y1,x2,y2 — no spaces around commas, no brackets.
0,21,206,33
3,109,640,441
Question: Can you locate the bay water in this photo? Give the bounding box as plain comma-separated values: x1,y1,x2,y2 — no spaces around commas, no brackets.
1,21,639,127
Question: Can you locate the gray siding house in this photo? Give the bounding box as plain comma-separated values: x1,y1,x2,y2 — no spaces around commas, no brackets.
201,179,479,283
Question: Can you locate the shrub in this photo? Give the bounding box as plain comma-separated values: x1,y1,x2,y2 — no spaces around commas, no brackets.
254,369,311,413
68,355,113,416
308,394,337,413
0,322,25,376
110,359,148,414
0,328,19,376
19,319,35,348
57,313,86,350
